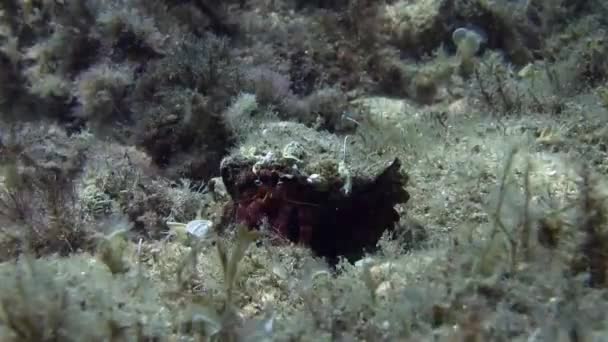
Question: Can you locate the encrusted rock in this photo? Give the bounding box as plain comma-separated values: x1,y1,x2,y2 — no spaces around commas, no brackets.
383,0,449,57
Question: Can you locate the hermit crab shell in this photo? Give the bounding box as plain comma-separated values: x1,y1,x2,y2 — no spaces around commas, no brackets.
220,121,410,262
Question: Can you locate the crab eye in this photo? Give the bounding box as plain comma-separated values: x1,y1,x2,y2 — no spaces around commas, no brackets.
254,179,263,186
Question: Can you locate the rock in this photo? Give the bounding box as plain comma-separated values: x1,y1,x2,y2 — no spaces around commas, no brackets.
383,0,449,57
185,219,213,238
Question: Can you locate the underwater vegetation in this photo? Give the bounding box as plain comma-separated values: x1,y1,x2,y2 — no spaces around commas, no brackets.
1,0,608,340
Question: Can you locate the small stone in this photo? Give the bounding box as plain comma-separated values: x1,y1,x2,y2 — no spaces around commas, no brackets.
186,219,213,238
164,114,179,124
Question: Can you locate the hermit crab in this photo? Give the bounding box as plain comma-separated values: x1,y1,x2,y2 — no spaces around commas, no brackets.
220,145,409,261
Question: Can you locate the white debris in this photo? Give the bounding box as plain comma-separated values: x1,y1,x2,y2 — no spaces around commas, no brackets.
185,219,213,238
